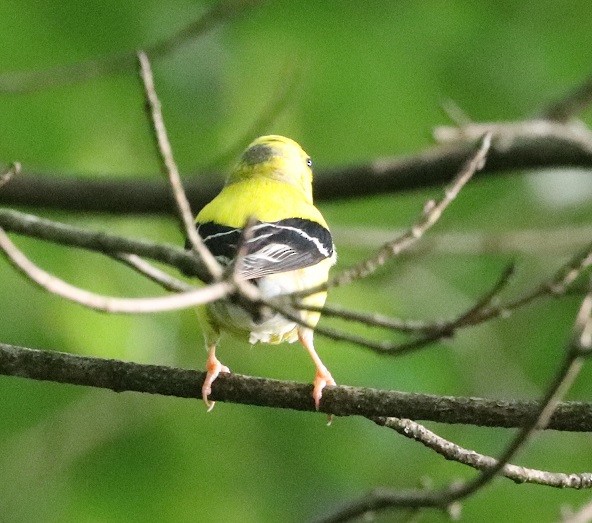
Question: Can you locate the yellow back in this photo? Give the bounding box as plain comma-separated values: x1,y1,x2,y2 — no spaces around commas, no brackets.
196,177,328,228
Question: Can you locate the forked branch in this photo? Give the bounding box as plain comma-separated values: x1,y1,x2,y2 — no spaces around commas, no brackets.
319,290,592,523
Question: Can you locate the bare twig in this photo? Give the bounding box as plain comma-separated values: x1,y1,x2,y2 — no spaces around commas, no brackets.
561,497,592,523
0,163,20,189
0,208,207,280
1,342,592,431
302,302,434,334
327,133,492,290
309,245,590,357
230,215,258,281
113,253,193,293
540,73,592,122
0,228,232,313
202,60,300,170
375,417,592,489
301,262,515,335
244,242,589,356
0,0,262,93
463,242,592,327
137,51,222,281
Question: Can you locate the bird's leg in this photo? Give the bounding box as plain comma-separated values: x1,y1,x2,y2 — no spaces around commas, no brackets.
298,329,335,411
202,343,230,412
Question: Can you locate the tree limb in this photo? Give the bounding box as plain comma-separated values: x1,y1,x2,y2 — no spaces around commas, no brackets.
0,208,207,280
2,124,592,214
1,342,592,431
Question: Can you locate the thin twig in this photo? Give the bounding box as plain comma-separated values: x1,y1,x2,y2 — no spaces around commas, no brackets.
462,242,592,327
540,73,592,122
0,0,262,93
300,262,515,335
375,417,592,489
327,132,493,291
113,253,193,293
0,208,207,280
137,51,222,281
309,245,589,357
202,60,300,170
230,215,258,281
302,302,435,334
362,245,591,355
0,163,21,189
0,228,232,313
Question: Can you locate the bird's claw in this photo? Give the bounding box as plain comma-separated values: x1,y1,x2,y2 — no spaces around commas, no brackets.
312,366,336,411
202,354,230,411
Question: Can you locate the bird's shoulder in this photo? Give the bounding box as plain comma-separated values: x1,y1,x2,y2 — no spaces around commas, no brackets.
195,178,328,228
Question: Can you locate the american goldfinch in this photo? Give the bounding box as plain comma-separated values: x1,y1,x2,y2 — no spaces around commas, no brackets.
194,135,337,411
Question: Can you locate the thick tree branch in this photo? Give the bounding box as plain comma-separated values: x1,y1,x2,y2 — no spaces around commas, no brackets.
2,126,592,214
1,342,592,431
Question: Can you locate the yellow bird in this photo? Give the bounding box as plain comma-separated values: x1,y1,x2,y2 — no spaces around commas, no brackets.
194,135,337,411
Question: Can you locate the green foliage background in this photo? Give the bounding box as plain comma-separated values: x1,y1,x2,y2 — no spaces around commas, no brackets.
1,1,591,521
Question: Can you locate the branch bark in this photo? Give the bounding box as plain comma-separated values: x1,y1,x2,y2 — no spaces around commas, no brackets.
2,127,592,214
375,417,592,489
0,208,207,280
1,343,592,431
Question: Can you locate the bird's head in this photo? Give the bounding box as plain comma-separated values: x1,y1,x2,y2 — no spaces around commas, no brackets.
228,135,314,203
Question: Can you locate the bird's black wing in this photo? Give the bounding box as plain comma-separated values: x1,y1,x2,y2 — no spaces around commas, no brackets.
195,218,334,280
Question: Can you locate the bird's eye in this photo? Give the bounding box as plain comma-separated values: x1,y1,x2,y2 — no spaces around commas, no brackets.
306,157,312,167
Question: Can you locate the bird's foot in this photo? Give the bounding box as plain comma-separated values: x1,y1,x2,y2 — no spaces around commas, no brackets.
312,365,336,411
202,353,230,412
